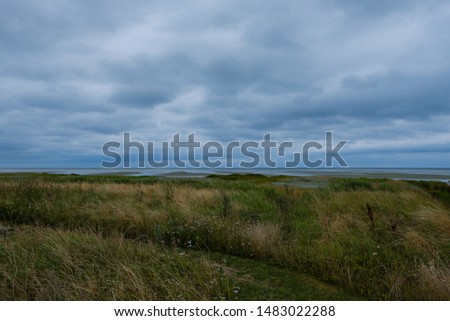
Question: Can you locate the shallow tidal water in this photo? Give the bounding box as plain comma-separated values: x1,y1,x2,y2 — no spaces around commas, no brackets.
1,167,449,182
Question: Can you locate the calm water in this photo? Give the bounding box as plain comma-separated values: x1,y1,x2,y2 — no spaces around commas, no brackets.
1,168,450,182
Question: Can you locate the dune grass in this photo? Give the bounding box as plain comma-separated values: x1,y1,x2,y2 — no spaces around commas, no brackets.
0,227,236,300
0,174,449,300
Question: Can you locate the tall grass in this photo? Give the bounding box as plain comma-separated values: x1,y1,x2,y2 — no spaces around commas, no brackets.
0,227,236,300
0,174,449,300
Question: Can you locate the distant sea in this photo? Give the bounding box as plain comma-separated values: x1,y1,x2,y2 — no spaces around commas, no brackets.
1,168,450,182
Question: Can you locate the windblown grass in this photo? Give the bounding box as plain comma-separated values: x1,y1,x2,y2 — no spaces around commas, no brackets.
0,227,235,300
0,174,449,300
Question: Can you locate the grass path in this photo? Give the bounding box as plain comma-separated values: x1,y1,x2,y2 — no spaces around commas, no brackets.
1,225,359,300
206,252,360,300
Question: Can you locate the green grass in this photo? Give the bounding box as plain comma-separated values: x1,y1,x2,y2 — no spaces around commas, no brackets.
408,180,450,208
0,227,236,300
206,253,358,300
0,174,449,300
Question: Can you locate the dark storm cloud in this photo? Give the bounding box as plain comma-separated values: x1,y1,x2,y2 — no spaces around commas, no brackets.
110,86,173,109
1,0,450,167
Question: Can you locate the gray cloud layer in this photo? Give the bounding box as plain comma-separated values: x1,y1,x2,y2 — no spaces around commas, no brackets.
1,0,450,167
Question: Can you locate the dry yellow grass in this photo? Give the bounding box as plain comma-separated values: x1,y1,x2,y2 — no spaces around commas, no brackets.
417,262,450,300
413,204,450,234
402,229,436,258
172,186,221,217
244,222,282,258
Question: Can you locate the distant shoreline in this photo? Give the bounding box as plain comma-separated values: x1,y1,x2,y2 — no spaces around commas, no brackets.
0,168,449,183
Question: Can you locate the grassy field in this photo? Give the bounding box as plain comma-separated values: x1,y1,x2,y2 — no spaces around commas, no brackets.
0,173,449,300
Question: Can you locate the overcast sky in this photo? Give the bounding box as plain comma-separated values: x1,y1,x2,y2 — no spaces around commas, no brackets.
1,0,449,168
